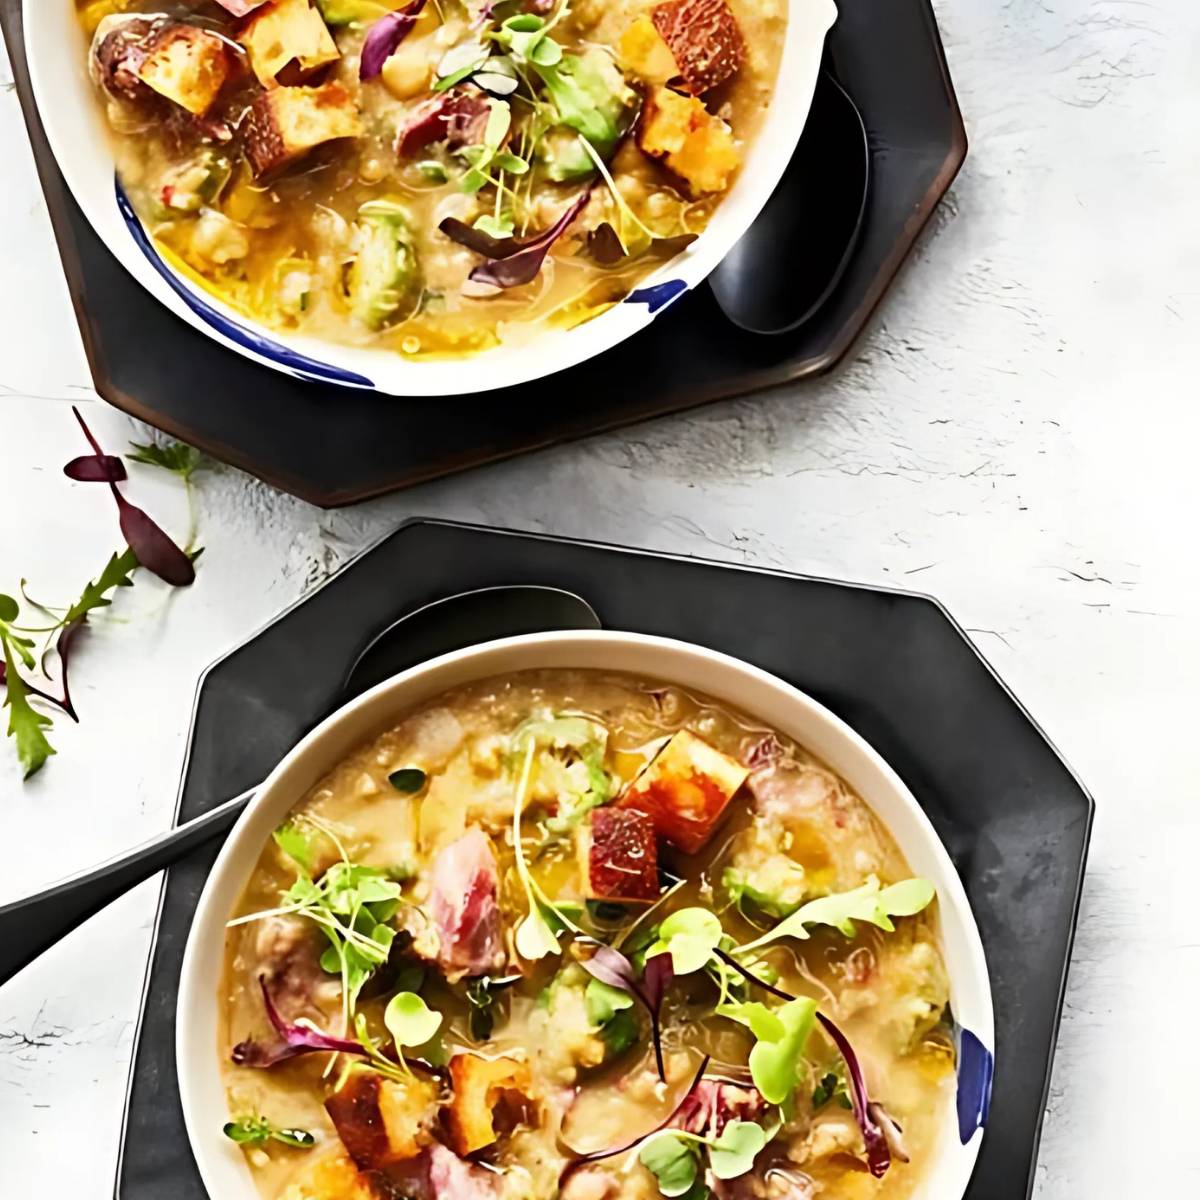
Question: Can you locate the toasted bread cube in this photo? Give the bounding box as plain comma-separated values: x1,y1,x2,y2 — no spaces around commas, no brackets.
651,0,745,94
579,808,659,902
280,1149,376,1200
636,86,741,194
618,729,748,854
325,1068,438,1170
619,16,679,85
445,1054,534,1156
239,0,340,88
135,26,232,116
243,83,362,177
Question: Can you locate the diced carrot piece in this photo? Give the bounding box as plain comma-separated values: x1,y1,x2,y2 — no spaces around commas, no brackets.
618,730,748,854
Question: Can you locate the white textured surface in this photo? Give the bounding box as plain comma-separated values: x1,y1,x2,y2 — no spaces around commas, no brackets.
1,0,1198,1195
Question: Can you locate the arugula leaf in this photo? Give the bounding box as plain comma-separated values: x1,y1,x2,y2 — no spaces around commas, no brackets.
127,439,205,482
639,1133,701,1198
746,997,817,1105
708,1120,767,1180
737,877,936,955
2,634,55,778
223,1116,316,1148
61,549,139,628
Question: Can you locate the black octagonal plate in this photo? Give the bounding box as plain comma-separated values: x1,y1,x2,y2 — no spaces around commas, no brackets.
116,520,1089,1200
1,0,965,507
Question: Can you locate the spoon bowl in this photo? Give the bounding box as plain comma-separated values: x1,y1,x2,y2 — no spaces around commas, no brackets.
710,70,870,335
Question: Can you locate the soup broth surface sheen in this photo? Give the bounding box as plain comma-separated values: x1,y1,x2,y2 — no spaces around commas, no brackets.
221,670,954,1200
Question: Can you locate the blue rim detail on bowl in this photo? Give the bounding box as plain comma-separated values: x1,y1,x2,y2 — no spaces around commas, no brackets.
115,180,375,389
955,1026,994,1143
626,278,688,313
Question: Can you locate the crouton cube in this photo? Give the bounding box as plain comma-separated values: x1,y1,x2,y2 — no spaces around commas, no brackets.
618,729,748,853
636,86,741,194
280,1149,376,1200
579,808,660,902
619,16,679,85
239,0,340,88
325,1068,438,1171
651,0,745,94
445,1054,534,1156
135,26,231,116
243,82,362,177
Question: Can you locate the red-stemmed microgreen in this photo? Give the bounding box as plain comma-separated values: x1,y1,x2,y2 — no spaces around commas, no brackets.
578,940,675,1082
69,407,195,587
231,976,368,1068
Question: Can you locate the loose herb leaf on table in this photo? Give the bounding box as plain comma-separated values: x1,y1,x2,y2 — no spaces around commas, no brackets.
1,412,202,781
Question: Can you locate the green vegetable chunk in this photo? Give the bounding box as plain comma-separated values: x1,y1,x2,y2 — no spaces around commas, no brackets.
349,200,419,330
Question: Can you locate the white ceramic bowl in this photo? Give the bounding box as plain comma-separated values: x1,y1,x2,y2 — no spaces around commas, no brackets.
26,0,837,395
178,630,993,1199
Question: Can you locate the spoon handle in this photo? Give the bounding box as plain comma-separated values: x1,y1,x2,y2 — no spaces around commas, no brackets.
0,787,255,988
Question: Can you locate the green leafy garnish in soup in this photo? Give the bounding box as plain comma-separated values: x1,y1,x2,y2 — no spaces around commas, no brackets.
221,669,956,1200
77,0,785,359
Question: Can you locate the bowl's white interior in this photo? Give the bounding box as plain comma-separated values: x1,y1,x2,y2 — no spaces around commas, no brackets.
25,0,837,395
178,631,992,1200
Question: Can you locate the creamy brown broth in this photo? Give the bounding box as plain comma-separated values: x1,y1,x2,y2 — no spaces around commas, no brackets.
220,670,953,1200
77,0,785,358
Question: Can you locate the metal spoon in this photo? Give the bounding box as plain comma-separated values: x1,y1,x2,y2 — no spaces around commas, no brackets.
710,70,870,335
0,585,601,987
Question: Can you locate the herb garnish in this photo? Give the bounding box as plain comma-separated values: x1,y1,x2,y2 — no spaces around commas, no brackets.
229,830,403,1034
2,414,202,779
735,877,935,956
223,1116,316,1148
511,740,585,960
69,407,195,587
577,940,674,1081
388,766,428,793
231,976,367,1068
383,990,443,1072
466,973,522,1041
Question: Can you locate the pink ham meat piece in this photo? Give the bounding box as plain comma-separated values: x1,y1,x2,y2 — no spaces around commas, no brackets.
382,1142,500,1200
429,827,505,977
397,91,490,155
675,1079,765,1136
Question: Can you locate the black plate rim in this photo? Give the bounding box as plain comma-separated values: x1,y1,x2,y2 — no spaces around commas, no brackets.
111,516,1092,1199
